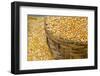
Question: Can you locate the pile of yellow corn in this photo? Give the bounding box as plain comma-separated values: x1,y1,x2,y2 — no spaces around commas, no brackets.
27,16,54,61
45,16,88,44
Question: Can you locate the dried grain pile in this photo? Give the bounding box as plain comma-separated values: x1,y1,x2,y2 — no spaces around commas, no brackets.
27,16,54,61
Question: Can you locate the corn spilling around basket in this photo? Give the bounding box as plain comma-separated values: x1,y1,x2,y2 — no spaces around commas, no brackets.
27,15,88,61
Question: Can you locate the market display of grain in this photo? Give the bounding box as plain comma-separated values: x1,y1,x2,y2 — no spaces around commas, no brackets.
27,15,88,61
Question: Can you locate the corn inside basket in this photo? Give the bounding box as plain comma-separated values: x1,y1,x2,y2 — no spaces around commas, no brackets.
44,16,88,59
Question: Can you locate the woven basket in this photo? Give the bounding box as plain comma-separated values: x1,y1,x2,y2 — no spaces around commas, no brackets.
44,16,88,59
